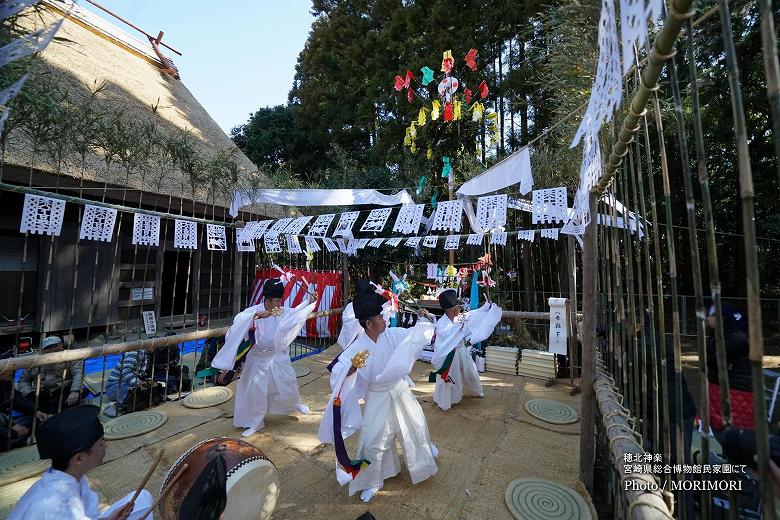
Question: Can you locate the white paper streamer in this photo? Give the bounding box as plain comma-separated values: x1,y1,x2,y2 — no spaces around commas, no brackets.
444,235,460,250
174,220,198,249
360,208,393,232
132,214,160,246
309,214,335,236
206,224,228,251
333,212,360,238
430,200,463,231
392,204,425,235
79,205,117,242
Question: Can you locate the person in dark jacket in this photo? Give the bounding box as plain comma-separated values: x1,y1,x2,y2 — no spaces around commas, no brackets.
706,303,752,431
0,350,50,450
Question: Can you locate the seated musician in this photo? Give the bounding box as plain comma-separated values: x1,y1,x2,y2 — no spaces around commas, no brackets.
9,405,154,520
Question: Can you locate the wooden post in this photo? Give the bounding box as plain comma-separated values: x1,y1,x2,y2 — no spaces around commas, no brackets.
233,244,242,315
579,191,598,493
342,253,350,301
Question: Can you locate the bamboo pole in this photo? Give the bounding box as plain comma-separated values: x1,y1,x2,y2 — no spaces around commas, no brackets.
757,0,780,183
717,0,774,516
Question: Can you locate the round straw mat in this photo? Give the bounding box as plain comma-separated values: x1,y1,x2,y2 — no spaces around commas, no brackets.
182,387,234,409
524,399,579,425
294,365,311,378
0,446,49,486
104,410,168,440
505,478,592,520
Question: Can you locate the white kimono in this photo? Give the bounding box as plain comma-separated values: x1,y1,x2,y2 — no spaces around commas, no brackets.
318,320,438,496
431,302,503,411
8,468,153,519
212,299,316,430
337,301,395,351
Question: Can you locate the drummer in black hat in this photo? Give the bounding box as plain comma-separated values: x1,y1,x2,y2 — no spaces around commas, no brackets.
9,405,154,520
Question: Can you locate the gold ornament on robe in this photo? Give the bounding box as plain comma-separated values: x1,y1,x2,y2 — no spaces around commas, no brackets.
351,349,371,369
270,306,284,317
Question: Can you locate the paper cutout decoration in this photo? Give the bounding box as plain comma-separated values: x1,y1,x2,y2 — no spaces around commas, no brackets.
264,233,282,253
322,237,339,252
443,102,454,121
174,220,198,249
206,224,228,251
416,176,427,195
240,220,273,241
236,228,255,252
441,156,452,178
431,200,463,231
356,238,370,249
476,80,489,99
517,230,536,242
360,208,393,232
571,0,622,147
346,239,360,257
427,263,438,279
472,102,484,121
304,236,321,253
309,214,336,236
438,76,459,102
441,50,454,73
393,204,425,235
476,194,508,231
422,235,438,248
540,228,560,240
563,132,603,235
466,233,483,246
421,66,434,86
464,48,478,71
335,238,348,253
284,216,313,235
431,100,441,120
405,237,421,248
417,108,428,126
385,237,403,247
79,205,117,242
444,235,460,250
286,234,303,253
132,214,160,246
490,231,508,246
620,0,663,76
268,218,293,235
20,194,65,236
333,211,360,238
531,187,568,224
368,238,384,248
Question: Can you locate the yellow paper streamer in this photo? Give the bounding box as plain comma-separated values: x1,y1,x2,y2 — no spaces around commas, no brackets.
431,100,441,120
417,108,427,126
441,50,453,72
453,100,462,120
427,147,433,159
471,102,484,121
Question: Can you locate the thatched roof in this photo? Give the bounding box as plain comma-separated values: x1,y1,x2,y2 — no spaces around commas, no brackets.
3,0,289,219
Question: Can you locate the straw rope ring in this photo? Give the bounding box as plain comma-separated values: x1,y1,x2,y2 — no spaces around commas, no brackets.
524,399,579,425
0,445,49,486
505,478,592,520
294,365,311,378
183,386,234,409
103,410,168,440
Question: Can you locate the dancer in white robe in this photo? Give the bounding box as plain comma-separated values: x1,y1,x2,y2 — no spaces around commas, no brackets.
430,289,502,411
212,278,316,436
318,280,438,503
10,405,153,520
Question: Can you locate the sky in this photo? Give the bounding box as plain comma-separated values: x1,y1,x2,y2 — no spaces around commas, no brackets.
81,1,315,133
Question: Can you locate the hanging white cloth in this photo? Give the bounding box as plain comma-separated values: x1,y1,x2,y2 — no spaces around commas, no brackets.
456,146,533,196
230,189,413,217
318,321,438,495
9,468,154,520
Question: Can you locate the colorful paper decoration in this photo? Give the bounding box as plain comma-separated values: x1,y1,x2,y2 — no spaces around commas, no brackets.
236,228,255,252
385,237,404,247
472,102,484,121
476,194,508,231
394,75,405,91
322,237,339,252
393,203,425,235
445,264,458,277
490,231,508,246
264,233,282,253
360,208,393,232
421,66,434,86
206,224,228,251
464,48,478,71
286,234,303,253
532,187,568,224
304,236,320,253
333,211,360,238
441,50,454,73
422,235,438,248
540,228,560,240
465,88,473,104
517,230,536,242
466,233,483,245
417,176,427,195
283,216,313,235
174,220,198,249
368,238,384,248
443,102,454,121
405,237,421,248
476,80,489,99
431,199,463,231
426,263,438,279
20,194,65,236
309,213,335,236
441,156,452,178
453,100,462,120
431,188,440,208
438,76,459,101
417,108,427,126
79,205,117,242
132,214,160,246
431,100,441,120
444,235,460,250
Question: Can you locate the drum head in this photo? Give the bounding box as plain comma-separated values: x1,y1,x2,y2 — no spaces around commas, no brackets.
223,458,279,520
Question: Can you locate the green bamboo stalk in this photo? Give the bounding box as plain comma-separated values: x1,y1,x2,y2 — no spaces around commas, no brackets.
619,164,640,421
758,0,780,183
718,0,774,517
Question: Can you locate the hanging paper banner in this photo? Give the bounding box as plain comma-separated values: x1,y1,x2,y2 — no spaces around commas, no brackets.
422,235,438,248
264,233,282,253
620,0,663,76
240,220,273,241
79,205,117,242
142,311,157,336
333,211,360,238
174,220,198,249
284,216,313,235
132,213,161,246
20,194,65,236
360,208,393,233
206,224,228,251
286,235,303,254
393,204,425,235
444,235,460,250
517,230,536,242
268,218,293,235
335,238,348,253
427,263,438,279
385,237,403,247
431,200,463,232
475,194,508,231
466,233,483,246
490,231,508,246
531,187,568,224
405,237,421,248
345,239,360,257
236,228,255,252
540,228,560,240
368,238,384,248
304,236,321,253
309,214,336,236
562,133,602,236
548,297,569,355
322,237,339,252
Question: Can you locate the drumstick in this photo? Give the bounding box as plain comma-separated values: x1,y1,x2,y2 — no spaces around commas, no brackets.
139,463,189,520
127,448,165,509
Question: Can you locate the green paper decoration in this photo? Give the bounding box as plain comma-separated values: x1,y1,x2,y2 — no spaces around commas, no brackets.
421,66,434,86
441,156,452,178
417,175,427,195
